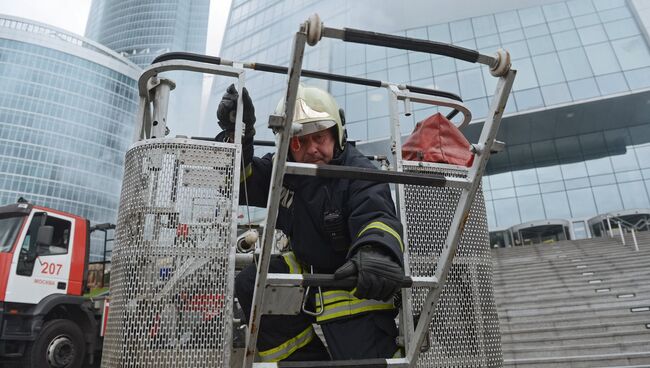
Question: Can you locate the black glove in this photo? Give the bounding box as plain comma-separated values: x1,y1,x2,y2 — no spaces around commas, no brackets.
334,245,403,301
216,83,256,139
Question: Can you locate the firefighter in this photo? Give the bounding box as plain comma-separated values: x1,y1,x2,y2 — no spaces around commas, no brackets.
217,84,404,361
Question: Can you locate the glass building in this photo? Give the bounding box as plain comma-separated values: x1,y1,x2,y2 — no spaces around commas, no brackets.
208,0,650,243
85,0,211,138
0,15,140,260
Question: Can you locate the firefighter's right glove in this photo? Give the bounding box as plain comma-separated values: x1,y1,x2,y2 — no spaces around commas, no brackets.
216,83,256,142
334,245,403,302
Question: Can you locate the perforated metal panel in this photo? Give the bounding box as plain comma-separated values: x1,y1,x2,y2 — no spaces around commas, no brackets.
102,138,239,368
403,162,502,368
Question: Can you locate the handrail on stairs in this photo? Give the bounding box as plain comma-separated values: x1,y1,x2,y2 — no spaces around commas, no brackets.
605,215,640,251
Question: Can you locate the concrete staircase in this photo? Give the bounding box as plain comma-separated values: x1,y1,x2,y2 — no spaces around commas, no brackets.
492,231,650,367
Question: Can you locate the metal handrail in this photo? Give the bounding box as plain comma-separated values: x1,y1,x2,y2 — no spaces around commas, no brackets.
605,215,640,251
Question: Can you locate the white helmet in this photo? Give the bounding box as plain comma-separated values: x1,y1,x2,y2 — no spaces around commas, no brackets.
275,84,346,150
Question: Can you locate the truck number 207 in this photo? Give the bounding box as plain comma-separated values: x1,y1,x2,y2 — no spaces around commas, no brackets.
41,262,63,275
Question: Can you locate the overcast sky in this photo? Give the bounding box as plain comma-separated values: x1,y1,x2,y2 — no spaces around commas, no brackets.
0,0,231,56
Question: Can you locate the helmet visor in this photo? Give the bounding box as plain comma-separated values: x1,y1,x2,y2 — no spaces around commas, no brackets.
292,98,336,136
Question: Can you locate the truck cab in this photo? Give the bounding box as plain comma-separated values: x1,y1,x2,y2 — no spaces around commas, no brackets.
0,200,98,368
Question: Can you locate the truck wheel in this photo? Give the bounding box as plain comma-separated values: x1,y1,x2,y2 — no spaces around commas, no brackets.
23,319,86,368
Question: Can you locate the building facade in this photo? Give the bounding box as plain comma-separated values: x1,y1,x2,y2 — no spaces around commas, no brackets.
0,15,140,259
209,0,650,243
85,0,210,138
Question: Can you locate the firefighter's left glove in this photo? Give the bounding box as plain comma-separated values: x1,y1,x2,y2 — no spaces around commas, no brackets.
334,245,403,301
216,83,256,142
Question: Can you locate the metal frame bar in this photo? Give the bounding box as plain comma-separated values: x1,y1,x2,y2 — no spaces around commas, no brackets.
242,25,309,368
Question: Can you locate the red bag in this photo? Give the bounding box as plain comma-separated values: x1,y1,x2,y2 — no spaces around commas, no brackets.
402,113,474,167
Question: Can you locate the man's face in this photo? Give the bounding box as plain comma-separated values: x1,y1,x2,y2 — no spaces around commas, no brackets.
290,128,335,164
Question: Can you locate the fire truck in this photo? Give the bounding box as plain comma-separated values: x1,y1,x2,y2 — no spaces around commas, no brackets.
0,199,111,367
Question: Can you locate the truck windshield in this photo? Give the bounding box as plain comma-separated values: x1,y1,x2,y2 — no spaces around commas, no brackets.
0,216,24,253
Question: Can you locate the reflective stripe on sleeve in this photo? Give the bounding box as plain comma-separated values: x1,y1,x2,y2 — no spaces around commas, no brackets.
281,252,303,274
357,221,403,251
258,325,315,362
314,289,394,323
240,163,253,183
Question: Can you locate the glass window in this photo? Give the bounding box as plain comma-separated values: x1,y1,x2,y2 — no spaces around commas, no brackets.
366,90,388,119
502,40,530,59
366,117,389,140
634,145,650,169
514,88,544,110
427,24,451,43
548,18,574,33
517,184,541,196
542,192,572,218
494,198,521,228
578,24,608,45
558,48,593,80
346,121,367,141
541,83,572,105
525,24,550,38
501,29,525,43
464,98,489,120
432,57,456,76
619,181,650,209
519,195,546,222
624,67,650,90
596,72,628,94
616,170,642,182
495,10,522,32
581,131,608,158
568,78,600,100
543,2,571,21
519,6,545,27
512,58,538,91
612,36,650,70
599,5,632,22
590,173,616,186
513,166,538,186
472,15,497,35
528,35,555,55
553,30,582,50
567,187,597,217
434,73,460,95
490,171,514,189
562,162,588,179
458,68,485,100
492,188,516,199
585,157,614,176
476,34,500,49
532,141,559,165
592,184,623,213
388,65,409,84
409,60,433,81
567,0,597,17
345,92,366,123
574,13,601,28
604,18,639,40
565,177,590,189
585,43,620,75
450,19,474,42
533,53,566,85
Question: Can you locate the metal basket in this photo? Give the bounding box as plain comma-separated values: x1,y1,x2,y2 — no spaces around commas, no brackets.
403,161,502,368
102,138,239,368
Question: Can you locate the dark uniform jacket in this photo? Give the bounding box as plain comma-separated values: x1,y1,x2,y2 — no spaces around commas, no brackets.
241,142,403,272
